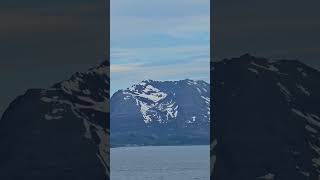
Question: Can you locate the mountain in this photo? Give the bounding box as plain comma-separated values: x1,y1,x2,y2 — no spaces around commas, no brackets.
111,79,210,146
0,61,110,179
211,54,320,179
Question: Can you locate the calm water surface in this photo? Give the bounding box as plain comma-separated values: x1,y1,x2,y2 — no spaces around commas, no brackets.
111,145,209,180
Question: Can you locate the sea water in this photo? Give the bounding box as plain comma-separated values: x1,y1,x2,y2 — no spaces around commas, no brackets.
111,145,209,180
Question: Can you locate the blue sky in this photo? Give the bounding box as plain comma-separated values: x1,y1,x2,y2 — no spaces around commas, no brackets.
111,0,210,94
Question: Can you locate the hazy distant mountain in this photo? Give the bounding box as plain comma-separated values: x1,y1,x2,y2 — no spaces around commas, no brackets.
0,61,110,179
111,79,210,146
211,54,320,179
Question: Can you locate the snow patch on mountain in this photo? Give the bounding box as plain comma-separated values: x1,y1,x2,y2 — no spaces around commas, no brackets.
277,82,292,101
292,108,320,128
248,67,259,74
296,84,310,96
251,61,279,72
111,79,210,125
40,61,110,177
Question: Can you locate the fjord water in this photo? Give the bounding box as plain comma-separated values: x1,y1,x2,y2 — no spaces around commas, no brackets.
111,145,209,180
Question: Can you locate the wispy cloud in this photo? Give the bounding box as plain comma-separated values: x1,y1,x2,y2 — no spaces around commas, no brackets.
110,64,141,73
111,15,209,44
110,0,210,94
112,61,209,80
111,45,209,64
111,45,209,91
110,60,210,94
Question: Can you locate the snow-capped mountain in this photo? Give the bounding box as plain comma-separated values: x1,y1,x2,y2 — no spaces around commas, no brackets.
211,54,320,179
0,61,110,180
111,79,210,146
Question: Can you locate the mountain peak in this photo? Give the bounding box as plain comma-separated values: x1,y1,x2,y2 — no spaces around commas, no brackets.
240,53,255,59
100,59,109,66
141,79,156,84
111,79,210,146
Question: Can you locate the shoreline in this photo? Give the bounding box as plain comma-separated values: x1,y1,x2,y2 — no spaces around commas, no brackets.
110,144,210,149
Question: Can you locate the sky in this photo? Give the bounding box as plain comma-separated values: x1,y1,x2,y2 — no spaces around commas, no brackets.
0,0,107,115
110,0,210,95
214,0,320,69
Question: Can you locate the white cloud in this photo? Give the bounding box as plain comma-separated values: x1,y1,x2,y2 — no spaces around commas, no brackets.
111,60,209,81
111,15,209,41
110,64,141,73
110,60,210,94
111,45,209,64
111,0,209,44
110,45,210,94
110,0,210,94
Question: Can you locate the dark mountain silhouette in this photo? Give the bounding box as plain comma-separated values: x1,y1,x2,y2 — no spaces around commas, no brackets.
111,79,210,146
211,54,320,179
0,61,110,180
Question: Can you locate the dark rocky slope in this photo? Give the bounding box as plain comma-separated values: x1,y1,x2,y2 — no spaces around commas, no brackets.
211,54,320,179
0,61,110,180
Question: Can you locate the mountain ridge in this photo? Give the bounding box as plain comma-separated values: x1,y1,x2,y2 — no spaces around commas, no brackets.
111,78,210,146
0,60,110,180
211,54,320,179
